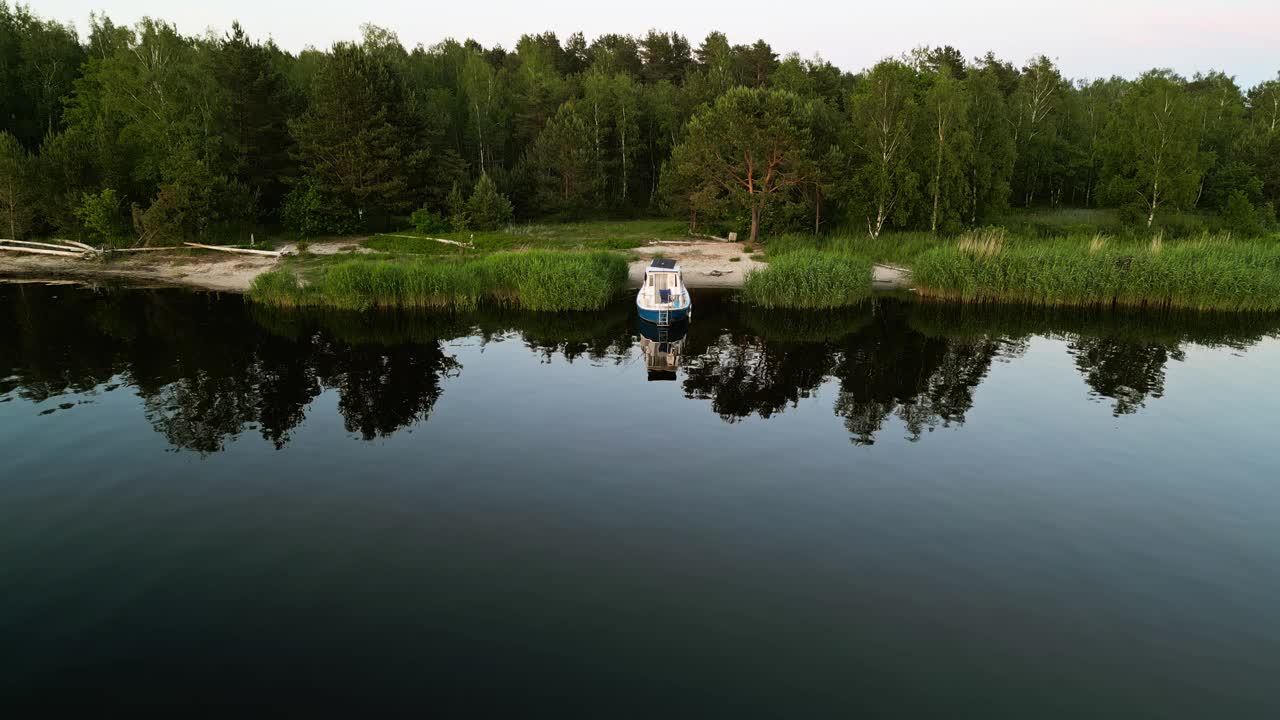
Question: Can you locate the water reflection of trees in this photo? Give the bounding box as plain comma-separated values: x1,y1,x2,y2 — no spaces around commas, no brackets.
832,320,1002,445
1068,338,1178,415
3,284,1277,451
682,294,1279,441
0,285,642,453
908,303,1278,417
0,286,461,453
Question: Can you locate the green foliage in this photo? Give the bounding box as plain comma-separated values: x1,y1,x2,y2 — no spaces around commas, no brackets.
0,130,34,238
210,22,297,219
520,101,600,214
1221,191,1265,238
920,67,972,232
0,4,85,150
131,158,254,244
667,87,811,242
410,207,451,234
466,174,514,230
912,233,1280,312
742,249,872,309
249,250,629,312
287,41,426,228
282,176,360,237
446,183,470,231
2,3,1278,245
73,188,129,244
847,60,921,237
1101,71,1205,227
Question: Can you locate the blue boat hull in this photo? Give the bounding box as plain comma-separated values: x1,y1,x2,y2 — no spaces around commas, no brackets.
637,304,691,324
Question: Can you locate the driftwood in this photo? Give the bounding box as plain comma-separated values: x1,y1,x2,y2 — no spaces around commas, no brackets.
382,233,474,248
183,242,282,257
53,239,97,252
0,245,85,258
108,246,188,253
703,269,734,277
1,239,93,253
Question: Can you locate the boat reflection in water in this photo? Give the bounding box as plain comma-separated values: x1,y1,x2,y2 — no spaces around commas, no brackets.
638,319,688,381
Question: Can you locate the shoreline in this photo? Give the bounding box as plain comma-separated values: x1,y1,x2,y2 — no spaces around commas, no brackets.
0,239,914,294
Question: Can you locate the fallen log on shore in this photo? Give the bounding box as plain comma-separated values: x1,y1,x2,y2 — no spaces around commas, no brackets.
53,239,97,252
381,234,475,248
1,239,93,253
183,242,283,257
0,245,85,258
108,246,188,253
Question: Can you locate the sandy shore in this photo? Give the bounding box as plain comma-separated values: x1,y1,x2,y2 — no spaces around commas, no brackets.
0,251,277,292
1,238,911,293
628,241,766,288
629,241,911,289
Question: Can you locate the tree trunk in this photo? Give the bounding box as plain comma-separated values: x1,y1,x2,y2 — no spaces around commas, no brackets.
619,103,629,202
813,187,822,236
970,168,979,226
750,206,761,243
932,114,944,233
931,157,942,233
868,206,887,239
593,102,603,187
473,100,486,176
1147,178,1160,228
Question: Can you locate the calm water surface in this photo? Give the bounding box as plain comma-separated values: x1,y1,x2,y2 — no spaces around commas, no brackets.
2,283,1279,716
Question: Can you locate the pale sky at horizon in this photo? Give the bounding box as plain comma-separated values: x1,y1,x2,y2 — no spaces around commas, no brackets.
34,0,1280,87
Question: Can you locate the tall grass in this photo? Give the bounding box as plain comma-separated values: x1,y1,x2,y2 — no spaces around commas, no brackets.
912,232,1280,312
249,251,629,312
742,249,873,309
766,231,940,266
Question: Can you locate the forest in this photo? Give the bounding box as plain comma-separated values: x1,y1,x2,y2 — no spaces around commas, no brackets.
2,1,1279,247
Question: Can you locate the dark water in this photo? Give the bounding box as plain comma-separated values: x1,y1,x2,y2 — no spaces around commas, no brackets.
2,282,1279,716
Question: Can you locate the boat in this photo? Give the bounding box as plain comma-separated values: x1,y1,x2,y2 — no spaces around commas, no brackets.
638,319,688,381
636,258,692,325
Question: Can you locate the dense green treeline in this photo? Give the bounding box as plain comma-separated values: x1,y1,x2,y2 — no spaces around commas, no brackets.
1,2,1278,246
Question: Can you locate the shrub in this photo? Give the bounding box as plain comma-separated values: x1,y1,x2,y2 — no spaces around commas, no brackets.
467,175,514,230
282,177,361,237
446,183,470,231
73,188,129,245
410,207,450,234
1222,191,1265,238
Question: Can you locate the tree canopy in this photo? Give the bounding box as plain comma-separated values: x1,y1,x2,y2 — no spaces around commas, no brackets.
1,4,1277,242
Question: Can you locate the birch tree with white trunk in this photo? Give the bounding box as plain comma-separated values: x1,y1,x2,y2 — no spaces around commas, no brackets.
1103,70,1205,227
848,60,920,239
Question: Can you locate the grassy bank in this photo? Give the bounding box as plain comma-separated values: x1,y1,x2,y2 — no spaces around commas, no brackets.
765,231,940,267
362,219,688,256
911,232,1280,312
742,249,873,309
249,251,629,312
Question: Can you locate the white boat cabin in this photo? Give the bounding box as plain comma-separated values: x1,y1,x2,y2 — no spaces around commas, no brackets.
638,258,688,310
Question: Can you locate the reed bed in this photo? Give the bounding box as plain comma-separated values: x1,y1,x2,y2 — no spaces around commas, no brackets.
741,249,873,309
249,251,629,312
912,233,1280,312
766,231,940,266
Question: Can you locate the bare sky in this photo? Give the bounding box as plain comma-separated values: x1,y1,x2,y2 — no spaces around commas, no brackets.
36,0,1280,87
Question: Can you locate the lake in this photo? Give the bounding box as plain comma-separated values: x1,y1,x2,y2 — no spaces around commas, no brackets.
2,282,1279,716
